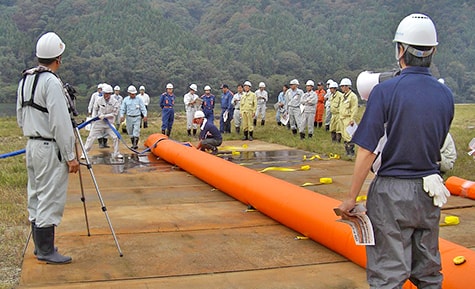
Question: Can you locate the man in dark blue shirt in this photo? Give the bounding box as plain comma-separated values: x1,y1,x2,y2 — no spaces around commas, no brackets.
194,110,222,154
338,13,454,288
220,84,233,134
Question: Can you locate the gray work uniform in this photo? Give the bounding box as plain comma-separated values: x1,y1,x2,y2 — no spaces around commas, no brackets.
84,96,121,157
16,67,76,228
232,92,242,127
285,88,304,131
120,96,147,138
299,90,317,135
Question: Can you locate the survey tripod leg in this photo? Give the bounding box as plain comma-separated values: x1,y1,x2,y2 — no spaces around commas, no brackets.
75,140,91,237
73,121,123,257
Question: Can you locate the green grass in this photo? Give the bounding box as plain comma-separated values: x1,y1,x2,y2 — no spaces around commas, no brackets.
1,104,474,288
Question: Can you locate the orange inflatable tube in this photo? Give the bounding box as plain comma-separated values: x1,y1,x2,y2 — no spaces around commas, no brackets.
145,134,475,289
446,176,475,199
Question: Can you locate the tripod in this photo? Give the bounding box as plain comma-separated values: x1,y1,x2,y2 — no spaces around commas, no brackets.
72,118,123,257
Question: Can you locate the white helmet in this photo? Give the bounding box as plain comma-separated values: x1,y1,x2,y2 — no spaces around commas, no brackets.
243,81,252,87
189,84,197,91
114,85,120,91
326,79,334,85
259,82,266,88
204,85,211,91
194,110,205,119
393,13,438,47
166,83,174,89
102,84,113,94
36,32,65,58
97,83,103,89
438,78,445,84
139,85,145,91
290,79,299,85
128,85,137,94
339,78,352,86
305,80,315,87
329,81,338,89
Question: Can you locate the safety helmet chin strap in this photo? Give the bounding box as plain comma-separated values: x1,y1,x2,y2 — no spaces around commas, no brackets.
396,42,435,60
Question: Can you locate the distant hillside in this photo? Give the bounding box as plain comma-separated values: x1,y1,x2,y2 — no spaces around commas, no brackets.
1,0,474,104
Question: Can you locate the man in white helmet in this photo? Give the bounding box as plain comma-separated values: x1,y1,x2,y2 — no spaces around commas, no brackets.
298,80,318,139
193,110,222,154
201,85,215,123
254,82,268,126
160,83,176,136
328,81,343,143
88,83,103,116
184,84,200,136
240,81,257,140
137,85,150,128
231,84,244,134
338,77,358,156
112,86,123,128
120,85,147,149
16,32,79,264
338,14,454,288
284,79,304,135
88,83,109,148
324,79,334,131
81,84,122,159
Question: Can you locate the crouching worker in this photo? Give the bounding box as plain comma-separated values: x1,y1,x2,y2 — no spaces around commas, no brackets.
82,84,122,159
194,110,222,154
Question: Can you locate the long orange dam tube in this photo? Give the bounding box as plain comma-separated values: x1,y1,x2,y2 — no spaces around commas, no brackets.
446,176,475,199
145,134,475,289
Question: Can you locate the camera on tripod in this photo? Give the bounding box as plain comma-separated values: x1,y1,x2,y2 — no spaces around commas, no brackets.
64,82,79,116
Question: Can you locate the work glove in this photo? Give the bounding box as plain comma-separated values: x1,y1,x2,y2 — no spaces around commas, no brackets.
423,174,450,207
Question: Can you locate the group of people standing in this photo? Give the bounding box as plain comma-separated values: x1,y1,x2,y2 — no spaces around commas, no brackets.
273,77,358,156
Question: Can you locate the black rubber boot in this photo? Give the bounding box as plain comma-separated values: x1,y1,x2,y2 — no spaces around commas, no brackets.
130,138,135,149
349,143,355,156
187,129,191,136
318,122,323,128
344,142,352,156
35,226,72,264
336,133,342,143
103,138,110,148
242,130,248,141
292,129,297,135
308,134,313,138
261,120,265,126
249,131,254,141
314,121,318,127
236,127,240,134
331,132,337,142
98,138,105,148
300,132,305,140
325,124,330,131
277,121,282,126
161,130,166,135
166,129,171,137
253,119,257,126
134,137,139,149
192,129,197,136
32,222,57,255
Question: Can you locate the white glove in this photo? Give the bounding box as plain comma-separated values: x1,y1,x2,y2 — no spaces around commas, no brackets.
423,174,450,207
98,114,105,120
